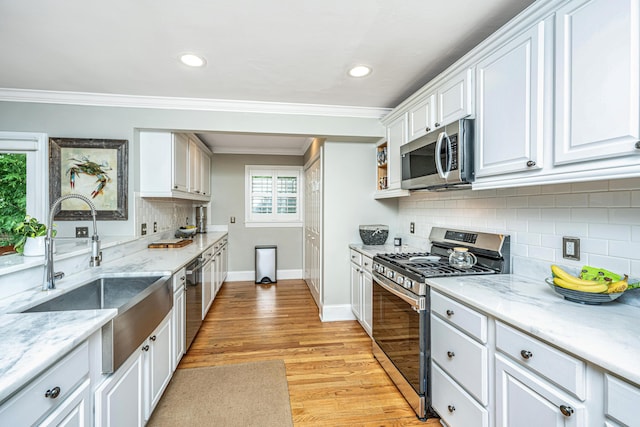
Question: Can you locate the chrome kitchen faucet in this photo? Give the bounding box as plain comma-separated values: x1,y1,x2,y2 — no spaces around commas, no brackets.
43,194,102,290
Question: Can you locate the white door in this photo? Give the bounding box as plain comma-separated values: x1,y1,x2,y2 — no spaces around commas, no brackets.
145,314,173,421
408,94,435,141
554,0,640,165
95,352,144,427
172,133,189,192
188,138,201,194
304,155,322,306
386,115,407,190
437,68,473,126
350,262,361,319
361,270,373,336
475,19,549,177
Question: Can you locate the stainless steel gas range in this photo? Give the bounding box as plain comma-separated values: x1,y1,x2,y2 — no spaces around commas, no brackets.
371,227,510,421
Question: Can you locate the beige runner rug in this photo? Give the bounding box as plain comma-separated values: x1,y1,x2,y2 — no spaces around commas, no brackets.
147,360,294,427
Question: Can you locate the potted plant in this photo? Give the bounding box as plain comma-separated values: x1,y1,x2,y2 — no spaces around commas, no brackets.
12,215,55,256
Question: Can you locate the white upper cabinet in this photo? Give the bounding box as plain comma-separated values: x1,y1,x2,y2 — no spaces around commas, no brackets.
139,131,211,202
437,68,474,127
385,114,408,192
408,93,436,141
554,0,640,165
475,17,550,178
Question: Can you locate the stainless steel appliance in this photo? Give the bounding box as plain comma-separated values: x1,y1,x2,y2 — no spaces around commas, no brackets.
196,205,207,234
185,257,203,350
401,119,474,191
371,227,509,420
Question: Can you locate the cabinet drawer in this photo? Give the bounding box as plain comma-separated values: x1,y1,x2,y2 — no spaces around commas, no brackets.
172,267,186,292
362,256,373,273
432,315,488,405
495,321,585,400
432,363,489,427
0,341,89,426
349,249,362,266
605,374,640,427
431,290,488,343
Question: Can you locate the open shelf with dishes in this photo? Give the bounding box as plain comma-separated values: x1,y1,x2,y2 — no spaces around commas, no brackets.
376,142,388,190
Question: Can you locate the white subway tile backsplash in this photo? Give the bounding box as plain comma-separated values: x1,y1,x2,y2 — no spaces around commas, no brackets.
398,180,640,276
588,223,631,241
589,191,631,208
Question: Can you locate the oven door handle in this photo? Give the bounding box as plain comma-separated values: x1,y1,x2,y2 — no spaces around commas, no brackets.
374,274,424,311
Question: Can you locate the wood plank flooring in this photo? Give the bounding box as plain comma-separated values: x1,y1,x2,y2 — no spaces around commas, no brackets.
179,279,440,426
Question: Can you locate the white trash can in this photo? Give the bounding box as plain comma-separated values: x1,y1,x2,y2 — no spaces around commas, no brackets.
255,245,277,284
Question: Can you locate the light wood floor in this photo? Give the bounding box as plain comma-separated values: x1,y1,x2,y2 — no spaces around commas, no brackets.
179,279,440,426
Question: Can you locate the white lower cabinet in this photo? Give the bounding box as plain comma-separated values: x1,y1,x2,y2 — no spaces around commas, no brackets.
172,268,186,371
349,249,372,336
95,312,173,426
495,354,585,427
604,374,640,427
432,363,489,427
0,342,90,427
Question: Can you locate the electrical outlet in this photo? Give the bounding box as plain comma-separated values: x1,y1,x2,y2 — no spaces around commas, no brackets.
75,227,88,238
230,216,236,224
141,223,147,236
410,222,415,234
562,237,580,261
153,222,157,233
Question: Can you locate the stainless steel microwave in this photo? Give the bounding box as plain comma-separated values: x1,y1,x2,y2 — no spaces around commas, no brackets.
400,118,474,191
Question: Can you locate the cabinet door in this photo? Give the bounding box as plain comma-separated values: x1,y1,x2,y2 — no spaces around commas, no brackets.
172,133,189,192
350,262,361,319
145,314,173,421
188,138,201,194
202,255,213,318
475,20,548,178
495,354,585,427
40,379,91,427
386,114,407,190
555,0,640,165
437,68,473,126
408,94,436,141
200,151,211,197
95,351,144,427
361,270,373,337
172,283,186,370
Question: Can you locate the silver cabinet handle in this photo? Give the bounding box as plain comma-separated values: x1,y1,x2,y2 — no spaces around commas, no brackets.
435,122,441,127
45,386,61,399
426,127,431,132
447,351,455,358
635,141,640,149
142,345,150,352
446,309,454,317
149,335,156,341
559,405,574,417
448,405,455,413
526,160,536,167
521,350,533,359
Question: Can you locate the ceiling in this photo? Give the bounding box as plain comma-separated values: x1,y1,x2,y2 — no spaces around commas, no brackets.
0,0,536,154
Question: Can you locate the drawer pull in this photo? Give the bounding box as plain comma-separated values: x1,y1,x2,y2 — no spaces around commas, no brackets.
526,160,536,167
44,386,61,399
447,405,456,413
142,344,150,352
559,405,574,417
447,351,455,359
446,309,454,317
520,350,533,359
150,335,157,341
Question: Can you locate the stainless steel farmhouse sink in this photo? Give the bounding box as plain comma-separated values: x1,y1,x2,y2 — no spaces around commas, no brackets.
22,274,172,373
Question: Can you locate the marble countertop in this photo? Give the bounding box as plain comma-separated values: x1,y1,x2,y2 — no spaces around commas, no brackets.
0,232,227,403
349,243,422,259
427,274,640,386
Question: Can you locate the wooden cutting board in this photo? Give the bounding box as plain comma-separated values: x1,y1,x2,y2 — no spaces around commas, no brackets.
148,239,193,249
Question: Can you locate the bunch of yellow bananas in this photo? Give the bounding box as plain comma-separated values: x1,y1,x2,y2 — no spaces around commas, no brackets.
551,265,628,294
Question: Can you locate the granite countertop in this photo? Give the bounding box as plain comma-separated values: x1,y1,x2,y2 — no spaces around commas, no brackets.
427,274,640,386
0,232,227,403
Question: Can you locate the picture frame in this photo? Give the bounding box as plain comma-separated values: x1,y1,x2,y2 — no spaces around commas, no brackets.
49,137,128,221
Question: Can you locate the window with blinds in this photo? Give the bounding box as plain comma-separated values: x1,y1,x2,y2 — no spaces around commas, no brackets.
245,166,303,227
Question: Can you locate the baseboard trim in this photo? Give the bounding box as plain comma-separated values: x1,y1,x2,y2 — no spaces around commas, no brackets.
226,269,303,282
320,304,356,322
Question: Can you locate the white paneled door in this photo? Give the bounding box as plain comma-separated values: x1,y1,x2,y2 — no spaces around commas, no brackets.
304,155,322,306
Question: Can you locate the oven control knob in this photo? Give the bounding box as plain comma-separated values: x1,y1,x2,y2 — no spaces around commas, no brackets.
387,270,395,279
397,275,405,285
404,279,413,289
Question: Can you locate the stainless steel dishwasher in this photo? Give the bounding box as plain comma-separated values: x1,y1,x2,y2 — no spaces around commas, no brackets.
185,257,203,350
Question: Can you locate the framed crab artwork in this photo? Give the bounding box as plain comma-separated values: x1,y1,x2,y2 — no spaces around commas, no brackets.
49,137,128,220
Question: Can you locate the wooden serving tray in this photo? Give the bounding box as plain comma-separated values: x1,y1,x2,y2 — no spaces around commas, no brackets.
148,239,193,249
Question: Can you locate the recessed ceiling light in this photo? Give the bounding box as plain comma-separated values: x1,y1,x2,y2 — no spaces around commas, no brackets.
348,65,372,77
179,53,206,67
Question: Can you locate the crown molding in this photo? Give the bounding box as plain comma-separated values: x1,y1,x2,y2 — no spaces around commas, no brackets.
212,146,306,156
0,88,391,119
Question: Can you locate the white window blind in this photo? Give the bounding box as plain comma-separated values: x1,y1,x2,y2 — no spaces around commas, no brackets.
245,166,303,227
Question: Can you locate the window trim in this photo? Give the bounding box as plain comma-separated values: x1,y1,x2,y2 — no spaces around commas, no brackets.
244,165,303,228
0,132,48,223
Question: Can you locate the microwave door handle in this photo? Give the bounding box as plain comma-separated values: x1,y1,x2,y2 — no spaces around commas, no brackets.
435,131,450,179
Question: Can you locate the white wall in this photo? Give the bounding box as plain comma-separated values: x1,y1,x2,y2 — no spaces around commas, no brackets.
397,178,640,278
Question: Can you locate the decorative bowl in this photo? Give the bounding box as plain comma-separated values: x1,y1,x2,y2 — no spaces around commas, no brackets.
545,277,623,305
175,227,197,238
359,224,389,245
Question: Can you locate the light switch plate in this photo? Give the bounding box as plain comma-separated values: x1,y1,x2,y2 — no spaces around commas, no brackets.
75,227,88,238
141,223,147,236
562,237,580,261
410,222,415,234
